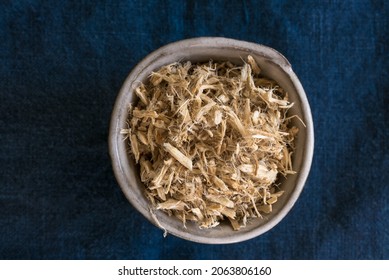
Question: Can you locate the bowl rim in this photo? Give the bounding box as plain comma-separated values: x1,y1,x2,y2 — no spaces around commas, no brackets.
109,37,314,244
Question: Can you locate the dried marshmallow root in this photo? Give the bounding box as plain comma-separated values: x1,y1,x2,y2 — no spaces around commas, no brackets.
122,57,300,230
162,143,193,171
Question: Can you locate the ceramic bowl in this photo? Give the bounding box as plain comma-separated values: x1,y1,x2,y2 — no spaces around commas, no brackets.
109,37,314,244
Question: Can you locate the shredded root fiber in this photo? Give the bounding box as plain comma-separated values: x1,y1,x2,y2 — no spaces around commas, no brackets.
121,56,299,230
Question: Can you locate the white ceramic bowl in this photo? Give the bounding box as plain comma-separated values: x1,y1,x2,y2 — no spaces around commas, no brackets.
109,37,314,244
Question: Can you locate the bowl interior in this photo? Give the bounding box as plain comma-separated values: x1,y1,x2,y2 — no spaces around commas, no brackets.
109,38,313,244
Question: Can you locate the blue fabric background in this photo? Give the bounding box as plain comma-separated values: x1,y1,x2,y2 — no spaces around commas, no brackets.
0,0,388,259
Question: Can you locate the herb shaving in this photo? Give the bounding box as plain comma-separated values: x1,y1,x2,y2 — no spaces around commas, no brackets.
121,56,300,230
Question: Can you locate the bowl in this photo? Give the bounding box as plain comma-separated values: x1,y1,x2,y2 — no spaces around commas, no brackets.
109,37,314,244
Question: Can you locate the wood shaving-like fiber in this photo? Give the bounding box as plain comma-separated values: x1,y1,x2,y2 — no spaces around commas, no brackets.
121,56,300,230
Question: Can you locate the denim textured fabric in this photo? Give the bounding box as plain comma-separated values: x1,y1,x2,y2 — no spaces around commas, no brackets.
0,0,388,259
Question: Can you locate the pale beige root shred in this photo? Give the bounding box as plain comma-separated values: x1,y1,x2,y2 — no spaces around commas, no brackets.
123,56,300,231
247,55,261,75
132,108,159,119
134,84,149,105
216,119,226,155
250,195,262,218
219,207,236,219
139,157,153,182
156,187,166,201
191,207,204,220
243,98,252,126
228,217,241,231
214,110,223,125
267,195,278,205
163,143,193,171
224,108,249,137
151,159,173,193
257,204,272,214
130,134,140,163
206,194,234,208
136,131,148,145
211,175,229,192
157,199,187,211
120,128,130,140
195,100,216,122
